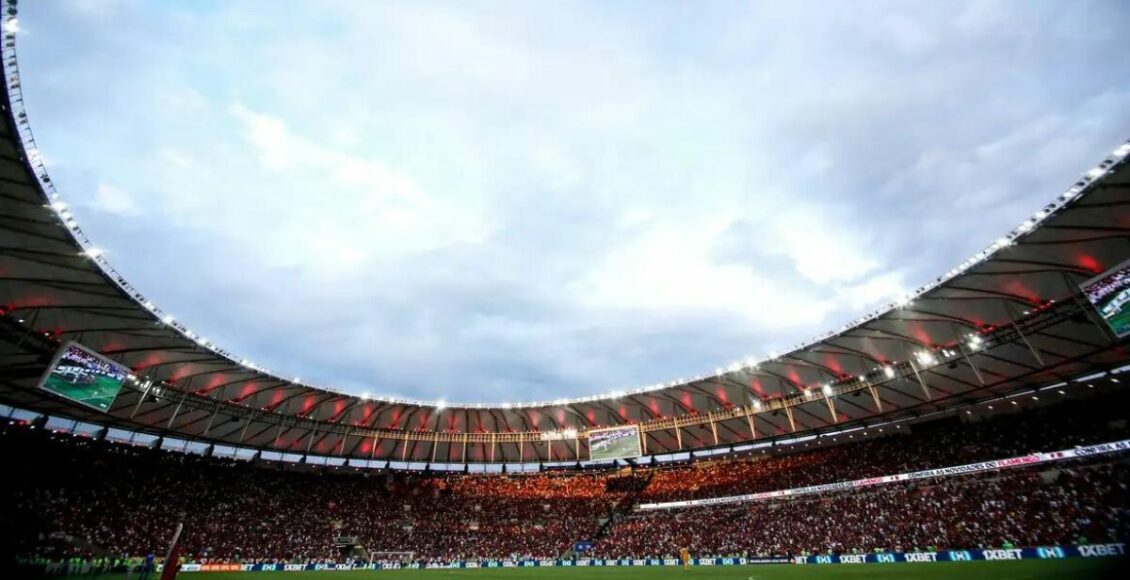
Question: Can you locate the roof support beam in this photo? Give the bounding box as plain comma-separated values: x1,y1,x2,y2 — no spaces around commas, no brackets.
201,402,221,437
166,390,188,430
129,380,154,419
908,360,932,400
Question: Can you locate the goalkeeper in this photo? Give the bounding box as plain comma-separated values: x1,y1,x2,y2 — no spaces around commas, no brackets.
679,547,691,570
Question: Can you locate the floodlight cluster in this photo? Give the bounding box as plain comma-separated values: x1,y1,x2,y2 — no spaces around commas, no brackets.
539,428,578,441
2,4,1128,412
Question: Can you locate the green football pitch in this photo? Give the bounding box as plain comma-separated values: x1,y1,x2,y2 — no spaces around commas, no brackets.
42,374,123,411
1105,308,1130,336
591,433,641,460
59,559,1126,580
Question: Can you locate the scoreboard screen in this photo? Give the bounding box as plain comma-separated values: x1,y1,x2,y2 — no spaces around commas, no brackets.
1080,258,1130,338
37,342,130,412
589,425,642,461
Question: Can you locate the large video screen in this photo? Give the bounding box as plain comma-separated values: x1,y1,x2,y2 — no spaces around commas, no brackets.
37,342,130,412
589,425,642,461
1081,258,1130,338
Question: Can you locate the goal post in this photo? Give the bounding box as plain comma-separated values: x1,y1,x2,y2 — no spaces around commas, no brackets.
369,551,415,563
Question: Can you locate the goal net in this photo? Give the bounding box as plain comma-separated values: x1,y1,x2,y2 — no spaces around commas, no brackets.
369,551,415,564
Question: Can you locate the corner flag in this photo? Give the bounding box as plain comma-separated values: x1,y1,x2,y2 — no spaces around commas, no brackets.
159,522,184,580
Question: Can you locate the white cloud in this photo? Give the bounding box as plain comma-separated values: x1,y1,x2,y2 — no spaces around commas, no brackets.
749,203,881,286
617,208,654,229
178,103,499,270
836,272,907,312
92,183,139,216
578,219,840,328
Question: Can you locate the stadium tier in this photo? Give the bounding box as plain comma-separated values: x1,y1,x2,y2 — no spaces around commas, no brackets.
5,384,1129,573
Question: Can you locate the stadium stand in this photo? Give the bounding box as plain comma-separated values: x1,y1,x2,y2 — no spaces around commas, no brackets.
597,461,1129,558
640,389,1130,503
4,421,624,566
6,387,1128,574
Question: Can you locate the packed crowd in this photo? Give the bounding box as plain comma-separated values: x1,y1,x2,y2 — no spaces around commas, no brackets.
642,390,1130,503
597,460,1130,558
3,429,620,565
4,388,1127,572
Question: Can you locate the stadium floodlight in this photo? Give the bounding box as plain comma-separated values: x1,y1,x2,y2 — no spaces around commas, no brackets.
360,392,370,400
161,314,175,324
3,18,18,35
915,351,936,366
562,428,577,439
883,366,895,379
436,399,446,410
822,384,833,396
83,247,103,258
1114,143,1130,158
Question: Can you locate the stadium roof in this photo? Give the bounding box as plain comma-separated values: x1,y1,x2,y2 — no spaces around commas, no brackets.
1,4,1129,464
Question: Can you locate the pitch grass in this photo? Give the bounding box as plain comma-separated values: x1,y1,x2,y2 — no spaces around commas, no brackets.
42,374,122,411
59,558,1127,580
1106,308,1130,336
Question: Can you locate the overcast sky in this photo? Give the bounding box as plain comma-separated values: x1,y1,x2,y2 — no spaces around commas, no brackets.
14,0,1130,403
